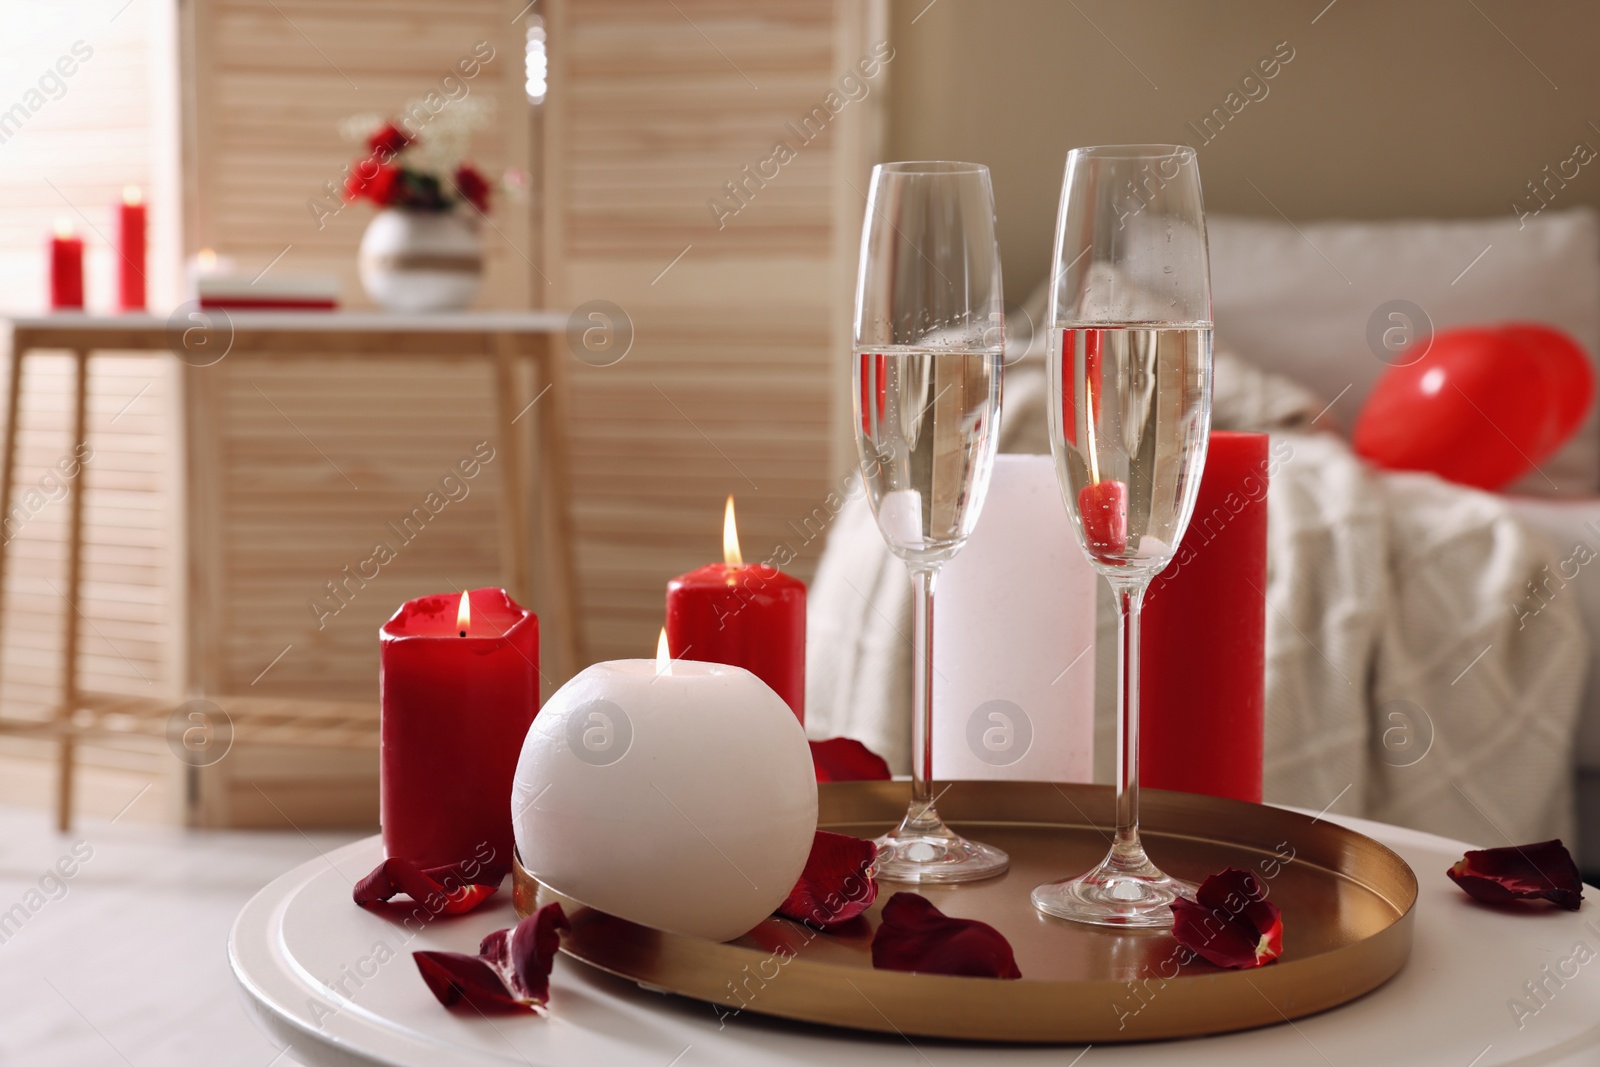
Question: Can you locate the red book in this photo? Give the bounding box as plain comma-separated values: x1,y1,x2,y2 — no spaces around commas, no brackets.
379,588,539,868
664,497,806,722
1140,431,1269,803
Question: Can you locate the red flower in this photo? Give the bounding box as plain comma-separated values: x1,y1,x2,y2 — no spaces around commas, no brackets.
354,855,511,916
1169,867,1283,969
809,738,891,783
870,893,1022,979
1447,839,1583,911
776,831,877,928
345,162,400,207
366,122,410,160
454,164,491,213
414,902,568,1014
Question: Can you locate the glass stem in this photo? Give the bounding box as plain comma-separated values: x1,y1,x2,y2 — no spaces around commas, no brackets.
908,563,939,828
1112,578,1148,867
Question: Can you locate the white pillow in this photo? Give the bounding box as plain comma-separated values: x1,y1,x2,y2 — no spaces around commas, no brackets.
1208,208,1600,495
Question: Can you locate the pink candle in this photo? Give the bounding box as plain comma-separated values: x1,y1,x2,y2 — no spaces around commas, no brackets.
379,588,540,868
49,221,84,310
117,186,147,311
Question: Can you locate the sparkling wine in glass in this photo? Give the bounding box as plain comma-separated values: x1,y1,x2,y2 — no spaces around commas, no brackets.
852,161,1008,884
1033,145,1214,926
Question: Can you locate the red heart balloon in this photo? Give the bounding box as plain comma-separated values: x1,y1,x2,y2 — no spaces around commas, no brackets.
1500,324,1594,454
1352,324,1594,490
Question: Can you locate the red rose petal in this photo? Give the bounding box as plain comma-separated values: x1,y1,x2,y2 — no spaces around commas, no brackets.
1447,839,1583,911
1170,867,1283,969
439,884,500,915
776,831,878,929
870,893,1022,979
415,903,568,1015
1078,480,1129,561
502,902,570,1003
354,856,511,916
809,738,891,783
414,951,532,1014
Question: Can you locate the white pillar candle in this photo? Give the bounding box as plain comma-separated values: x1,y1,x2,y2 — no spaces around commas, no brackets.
932,453,1098,782
512,649,817,942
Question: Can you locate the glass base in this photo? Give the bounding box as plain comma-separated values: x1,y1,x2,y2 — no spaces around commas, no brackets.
1031,848,1196,927
873,803,1009,884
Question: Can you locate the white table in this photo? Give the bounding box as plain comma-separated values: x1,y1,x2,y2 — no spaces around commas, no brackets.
230,813,1600,1066
0,311,583,830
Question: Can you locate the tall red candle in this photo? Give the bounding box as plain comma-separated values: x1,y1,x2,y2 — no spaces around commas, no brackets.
380,587,539,868
117,186,147,311
665,496,806,721
1140,431,1269,803
49,221,84,310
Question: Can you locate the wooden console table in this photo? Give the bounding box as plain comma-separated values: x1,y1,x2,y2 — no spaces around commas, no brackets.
0,311,584,830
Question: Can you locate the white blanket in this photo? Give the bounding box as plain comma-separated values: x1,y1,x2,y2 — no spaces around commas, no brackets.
807,350,1586,845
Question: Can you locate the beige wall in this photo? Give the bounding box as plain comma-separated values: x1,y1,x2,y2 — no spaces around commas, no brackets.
888,0,1600,301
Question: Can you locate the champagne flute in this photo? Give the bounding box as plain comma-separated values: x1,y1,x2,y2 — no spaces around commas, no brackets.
1033,145,1214,926
852,161,1009,883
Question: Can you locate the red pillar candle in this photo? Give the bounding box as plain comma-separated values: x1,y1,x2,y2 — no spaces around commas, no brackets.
49,221,84,310
117,186,147,311
380,587,539,868
665,496,806,722
1140,431,1270,803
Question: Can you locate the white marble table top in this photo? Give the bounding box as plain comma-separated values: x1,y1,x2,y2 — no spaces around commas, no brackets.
8,794,1600,1067
231,812,1600,1067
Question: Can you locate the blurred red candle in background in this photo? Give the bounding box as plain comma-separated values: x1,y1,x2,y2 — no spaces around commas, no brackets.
49,220,84,310
665,496,806,721
117,186,146,311
1140,431,1269,803
380,588,539,868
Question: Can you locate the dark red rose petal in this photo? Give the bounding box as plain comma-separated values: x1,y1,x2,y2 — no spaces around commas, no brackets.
776,831,878,929
354,856,511,915
1447,839,1583,911
1169,867,1283,969
809,738,891,783
438,884,500,914
502,902,569,1003
870,893,1021,979
414,951,532,1014
415,903,568,1014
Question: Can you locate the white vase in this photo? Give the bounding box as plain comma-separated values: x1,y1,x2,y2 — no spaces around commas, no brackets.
357,208,484,312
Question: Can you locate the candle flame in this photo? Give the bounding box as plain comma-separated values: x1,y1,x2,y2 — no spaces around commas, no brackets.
122,185,142,206
655,627,671,677
723,495,743,567
456,591,471,636
53,218,74,239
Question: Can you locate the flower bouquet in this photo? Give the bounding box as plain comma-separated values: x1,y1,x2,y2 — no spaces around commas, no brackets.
340,98,498,312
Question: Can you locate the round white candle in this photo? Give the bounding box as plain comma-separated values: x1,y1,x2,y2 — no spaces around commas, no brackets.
512,656,817,942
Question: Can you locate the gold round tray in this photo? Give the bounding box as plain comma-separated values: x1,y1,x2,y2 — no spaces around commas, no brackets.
513,780,1417,1043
